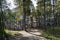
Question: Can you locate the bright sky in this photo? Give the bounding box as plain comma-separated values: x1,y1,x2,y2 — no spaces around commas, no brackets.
6,0,37,10
6,0,53,10
31,0,37,9
51,0,53,5
6,0,16,10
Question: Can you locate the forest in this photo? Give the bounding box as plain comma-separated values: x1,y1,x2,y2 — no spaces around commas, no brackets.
0,0,60,40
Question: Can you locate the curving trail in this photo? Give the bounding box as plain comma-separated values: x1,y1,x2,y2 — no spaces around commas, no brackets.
6,29,47,40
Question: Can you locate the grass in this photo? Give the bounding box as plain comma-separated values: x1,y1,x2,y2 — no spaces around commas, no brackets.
41,31,60,40
41,26,60,40
4,29,19,36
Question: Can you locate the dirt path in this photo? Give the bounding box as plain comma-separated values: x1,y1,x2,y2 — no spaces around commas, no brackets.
7,29,47,40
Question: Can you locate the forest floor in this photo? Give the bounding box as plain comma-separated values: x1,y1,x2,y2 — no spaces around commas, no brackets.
5,29,47,40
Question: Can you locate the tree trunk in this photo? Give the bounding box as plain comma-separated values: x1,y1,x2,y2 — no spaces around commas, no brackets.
30,16,33,28
23,0,26,30
0,2,5,40
43,0,46,31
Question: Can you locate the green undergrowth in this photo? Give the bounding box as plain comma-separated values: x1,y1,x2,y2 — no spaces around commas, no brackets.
41,30,60,40
4,29,19,36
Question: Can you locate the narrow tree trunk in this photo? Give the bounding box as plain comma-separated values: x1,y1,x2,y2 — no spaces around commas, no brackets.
23,0,26,30
31,16,33,28
0,2,5,40
52,0,54,35
23,9,26,30
43,0,46,31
